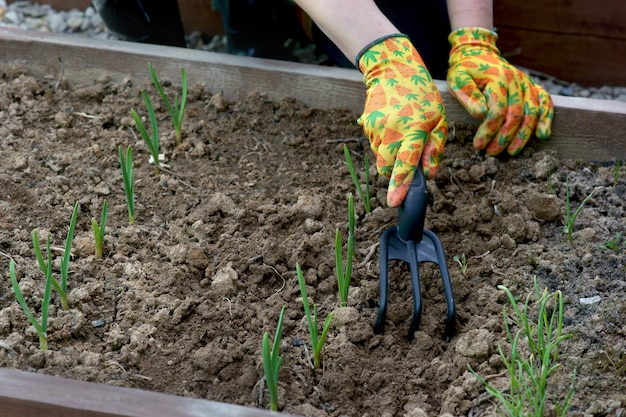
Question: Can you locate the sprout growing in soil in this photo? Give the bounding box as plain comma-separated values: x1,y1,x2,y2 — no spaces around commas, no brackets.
148,62,187,145
296,263,333,369
562,178,596,249
470,277,576,416
547,169,554,195
10,244,53,350
600,232,622,254
614,160,622,186
453,253,467,275
130,91,161,175
59,201,79,309
118,145,135,224
336,193,355,307
33,202,78,311
262,306,285,412
91,199,107,259
343,144,371,213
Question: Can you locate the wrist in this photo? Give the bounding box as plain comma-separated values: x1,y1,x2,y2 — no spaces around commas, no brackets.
355,33,409,69
356,34,429,84
446,0,493,31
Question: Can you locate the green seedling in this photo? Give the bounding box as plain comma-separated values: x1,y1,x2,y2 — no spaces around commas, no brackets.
470,277,575,417
130,91,161,175
296,263,333,369
614,160,622,186
600,232,623,254
562,178,595,249
118,145,135,224
33,202,78,311
148,62,187,145
91,199,108,259
547,169,554,195
336,193,355,307
262,306,285,412
59,201,79,309
453,253,467,275
10,243,53,350
343,144,371,213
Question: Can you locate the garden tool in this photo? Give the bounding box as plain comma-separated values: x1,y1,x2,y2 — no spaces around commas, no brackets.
374,167,456,342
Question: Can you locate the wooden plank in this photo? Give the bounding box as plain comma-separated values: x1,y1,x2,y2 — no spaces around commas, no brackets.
0,368,285,417
497,27,626,87
494,0,626,39
0,26,624,162
6,0,91,10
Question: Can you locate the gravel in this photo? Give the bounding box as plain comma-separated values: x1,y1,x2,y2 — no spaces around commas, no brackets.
1,0,625,101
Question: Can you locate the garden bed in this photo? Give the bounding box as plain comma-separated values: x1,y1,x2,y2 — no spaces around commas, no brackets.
0,28,625,417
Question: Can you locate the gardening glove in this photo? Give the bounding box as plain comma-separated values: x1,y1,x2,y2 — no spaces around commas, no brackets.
357,34,448,208
447,27,553,156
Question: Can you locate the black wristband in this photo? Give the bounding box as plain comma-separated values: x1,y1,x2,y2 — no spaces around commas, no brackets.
354,33,409,68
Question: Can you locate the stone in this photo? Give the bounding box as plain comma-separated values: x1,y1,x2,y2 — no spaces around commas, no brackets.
525,192,561,221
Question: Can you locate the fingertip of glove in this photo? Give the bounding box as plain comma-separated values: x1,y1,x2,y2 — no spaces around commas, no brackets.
472,134,490,152
535,127,552,140
535,119,553,140
387,183,409,208
424,165,439,180
485,145,505,156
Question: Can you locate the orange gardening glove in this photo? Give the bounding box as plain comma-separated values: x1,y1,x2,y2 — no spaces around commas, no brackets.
447,27,553,155
357,34,447,208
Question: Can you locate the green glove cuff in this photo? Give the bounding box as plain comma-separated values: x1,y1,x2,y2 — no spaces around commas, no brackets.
355,33,409,69
448,27,499,55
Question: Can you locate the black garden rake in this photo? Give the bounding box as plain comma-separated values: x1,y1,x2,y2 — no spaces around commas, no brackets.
374,167,456,341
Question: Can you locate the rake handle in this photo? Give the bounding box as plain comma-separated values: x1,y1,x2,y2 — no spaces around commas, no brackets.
397,166,427,242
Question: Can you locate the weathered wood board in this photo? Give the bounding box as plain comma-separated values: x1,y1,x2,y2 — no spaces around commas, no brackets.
6,0,626,86
0,368,288,417
0,26,625,162
495,0,626,86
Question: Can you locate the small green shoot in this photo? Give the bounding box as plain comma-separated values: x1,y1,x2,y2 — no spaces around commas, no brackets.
453,253,467,275
91,199,108,259
262,306,285,412
600,232,623,254
470,277,575,416
59,201,79,309
614,160,622,186
119,145,135,225
336,193,355,307
296,263,333,369
547,169,554,195
148,62,187,145
32,202,78,311
130,91,161,175
562,178,595,249
10,243,53,350
343,144,371,213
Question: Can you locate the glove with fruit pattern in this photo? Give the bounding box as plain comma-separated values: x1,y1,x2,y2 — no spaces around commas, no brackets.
357,35,448,208
447,27,553,155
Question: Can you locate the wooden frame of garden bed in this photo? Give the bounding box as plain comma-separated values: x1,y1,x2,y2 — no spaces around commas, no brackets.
1,27,625,162
0,26,625,416
0,368,281,417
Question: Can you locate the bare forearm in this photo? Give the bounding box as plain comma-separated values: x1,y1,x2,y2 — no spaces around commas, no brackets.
446,0,493,30
294,0,398,62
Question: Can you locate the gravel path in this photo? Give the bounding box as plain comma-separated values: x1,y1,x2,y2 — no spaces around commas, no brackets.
1,0,624,101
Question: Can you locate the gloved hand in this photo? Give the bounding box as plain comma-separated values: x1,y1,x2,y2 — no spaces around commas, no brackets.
447,27,553,156
357,34,448,208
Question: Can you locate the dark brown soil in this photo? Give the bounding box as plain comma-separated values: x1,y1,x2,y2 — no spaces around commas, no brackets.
0,64,624,417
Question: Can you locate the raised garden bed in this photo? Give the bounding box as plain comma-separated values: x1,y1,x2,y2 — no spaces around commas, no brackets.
0,27,625,416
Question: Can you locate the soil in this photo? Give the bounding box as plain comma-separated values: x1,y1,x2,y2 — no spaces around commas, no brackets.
0,64,624,417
